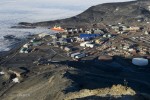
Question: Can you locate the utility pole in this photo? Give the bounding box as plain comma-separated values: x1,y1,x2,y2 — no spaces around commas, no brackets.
124,78,128,90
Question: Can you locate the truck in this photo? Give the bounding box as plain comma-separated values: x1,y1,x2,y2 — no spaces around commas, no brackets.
74,53,86,59
70,52,80,58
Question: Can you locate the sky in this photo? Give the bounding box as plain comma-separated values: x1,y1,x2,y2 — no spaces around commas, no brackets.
0,0,134,22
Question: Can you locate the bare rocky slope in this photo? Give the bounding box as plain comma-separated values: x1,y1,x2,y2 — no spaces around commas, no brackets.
3,0,150,100
0,63,150,100
19,0,150,28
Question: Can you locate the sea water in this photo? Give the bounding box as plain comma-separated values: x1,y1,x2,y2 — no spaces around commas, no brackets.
0,0,82,52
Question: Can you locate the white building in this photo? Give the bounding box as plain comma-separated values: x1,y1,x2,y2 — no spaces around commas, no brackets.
0,71,5,75
80,42,91,47
23,43,30,48
80,41,94,48
85,44,95,48
38,33,49,38
12,78,20,83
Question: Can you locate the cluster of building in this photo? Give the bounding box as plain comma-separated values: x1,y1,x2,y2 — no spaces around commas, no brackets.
98,36,150,59
1,24,150,86
109,23,142,34
19,38,42,54
18,25,150,66
47,27,116,60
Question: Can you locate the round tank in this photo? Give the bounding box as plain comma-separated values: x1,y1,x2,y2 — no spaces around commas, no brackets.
132,58,148,66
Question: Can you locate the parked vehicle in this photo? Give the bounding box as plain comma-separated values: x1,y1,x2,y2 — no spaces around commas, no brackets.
71,52,80,58
74,53,86,59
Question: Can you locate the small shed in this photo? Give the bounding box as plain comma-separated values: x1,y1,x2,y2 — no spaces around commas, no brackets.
64,47,71,52
38,33,49,38
145,31,150,35
94,29,104,34
23,43,30,48
9,67,28,77
51,35,57,39
62,34,68,38
12,78,20,83
19,47,31,53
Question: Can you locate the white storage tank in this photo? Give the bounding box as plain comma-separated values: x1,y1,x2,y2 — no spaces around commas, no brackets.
132,58,148,66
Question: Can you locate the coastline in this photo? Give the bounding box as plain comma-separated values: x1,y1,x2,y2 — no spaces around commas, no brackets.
0,37,32,63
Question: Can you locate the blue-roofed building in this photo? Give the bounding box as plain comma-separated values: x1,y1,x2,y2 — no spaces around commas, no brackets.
79,33,101,40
